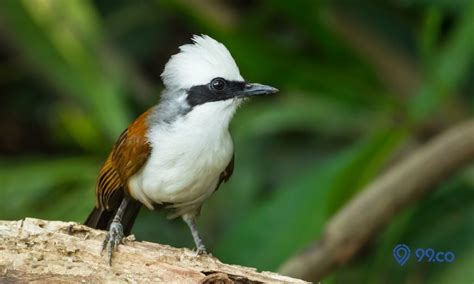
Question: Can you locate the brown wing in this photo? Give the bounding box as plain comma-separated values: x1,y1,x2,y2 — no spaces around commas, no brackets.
215,154,234,192
96,108,152,210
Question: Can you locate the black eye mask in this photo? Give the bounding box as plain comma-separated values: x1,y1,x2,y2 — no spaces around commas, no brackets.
186,78,246,107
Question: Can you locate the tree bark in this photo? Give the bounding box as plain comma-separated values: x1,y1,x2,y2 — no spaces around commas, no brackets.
0,218,305,283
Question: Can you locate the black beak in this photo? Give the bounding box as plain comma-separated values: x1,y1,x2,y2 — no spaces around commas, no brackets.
237,83,278,98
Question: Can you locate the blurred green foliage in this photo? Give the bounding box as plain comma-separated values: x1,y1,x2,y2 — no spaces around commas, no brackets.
0,1,473,283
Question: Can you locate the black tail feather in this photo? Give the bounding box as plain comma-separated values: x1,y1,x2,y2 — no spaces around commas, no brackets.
84,207,114,231
84,199,142,236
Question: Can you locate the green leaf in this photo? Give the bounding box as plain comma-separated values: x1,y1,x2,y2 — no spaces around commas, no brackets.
0,0,131,140
0,157,97,219
410,2,474,120
324,128,408,217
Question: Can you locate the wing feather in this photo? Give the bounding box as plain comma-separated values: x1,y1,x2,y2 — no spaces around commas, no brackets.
215,154,234,192
95,109,153,210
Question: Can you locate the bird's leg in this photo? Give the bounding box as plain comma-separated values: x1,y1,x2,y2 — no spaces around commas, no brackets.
182,213,207,255
102,198,129,265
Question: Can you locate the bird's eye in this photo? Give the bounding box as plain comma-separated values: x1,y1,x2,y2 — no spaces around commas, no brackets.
210,78,226,91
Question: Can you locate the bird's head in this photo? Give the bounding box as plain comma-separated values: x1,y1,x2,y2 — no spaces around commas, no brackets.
159,35,277,119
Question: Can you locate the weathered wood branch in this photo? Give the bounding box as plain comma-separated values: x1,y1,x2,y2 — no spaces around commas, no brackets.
279,119,474,281
0,218,305,283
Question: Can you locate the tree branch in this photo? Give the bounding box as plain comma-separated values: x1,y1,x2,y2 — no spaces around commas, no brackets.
279,119,474,281
0,218,305,283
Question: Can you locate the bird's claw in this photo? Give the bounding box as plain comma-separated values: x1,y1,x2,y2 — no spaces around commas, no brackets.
102,221,124,265
195,245,207,256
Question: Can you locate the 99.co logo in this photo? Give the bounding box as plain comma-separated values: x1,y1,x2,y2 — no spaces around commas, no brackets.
393,244,455,266
415,248,455,263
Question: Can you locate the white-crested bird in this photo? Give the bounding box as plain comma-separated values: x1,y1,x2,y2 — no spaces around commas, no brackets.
85,35,278,264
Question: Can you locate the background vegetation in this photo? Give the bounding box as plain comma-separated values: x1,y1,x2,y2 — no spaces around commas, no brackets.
0,1,473,283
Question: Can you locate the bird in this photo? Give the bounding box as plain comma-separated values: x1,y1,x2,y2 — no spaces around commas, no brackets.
84,34,278,264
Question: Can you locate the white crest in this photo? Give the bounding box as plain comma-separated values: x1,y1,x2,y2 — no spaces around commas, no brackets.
161,35,244,90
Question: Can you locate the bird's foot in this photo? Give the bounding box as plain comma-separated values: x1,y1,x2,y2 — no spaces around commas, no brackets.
102,221,124,265
195,244,208,256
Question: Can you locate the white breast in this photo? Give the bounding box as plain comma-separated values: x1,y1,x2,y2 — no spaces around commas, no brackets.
128,100,236,217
